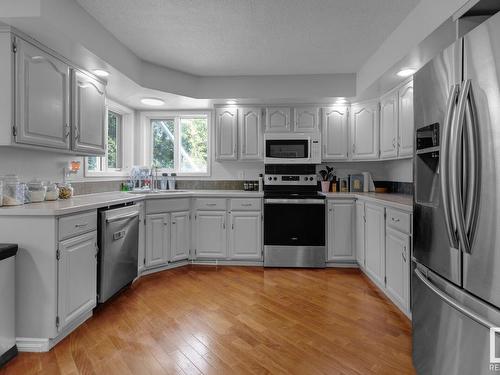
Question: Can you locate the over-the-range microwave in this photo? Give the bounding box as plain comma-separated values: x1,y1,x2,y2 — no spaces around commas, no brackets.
264,133,321,164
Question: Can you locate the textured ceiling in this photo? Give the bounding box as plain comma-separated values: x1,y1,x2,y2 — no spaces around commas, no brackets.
76,0,420,76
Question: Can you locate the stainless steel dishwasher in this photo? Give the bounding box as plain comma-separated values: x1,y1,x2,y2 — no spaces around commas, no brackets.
98,204,139,303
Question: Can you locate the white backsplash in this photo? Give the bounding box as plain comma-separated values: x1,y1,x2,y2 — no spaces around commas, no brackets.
316,159,413,182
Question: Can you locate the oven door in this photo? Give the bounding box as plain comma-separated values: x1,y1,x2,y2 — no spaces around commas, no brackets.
264,138,311,164
264,198,325,267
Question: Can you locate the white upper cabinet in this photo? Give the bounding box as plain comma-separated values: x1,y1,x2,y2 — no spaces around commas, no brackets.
364,203,385,287
327,200,355,262
398,80,414,157
239,107,263,160
265,107,291,132
355,201,365,267
15,38,70,150
71,70,106,155
379,91,398,159
229,211,262,260
294,107,319,132
170,211,190,262
215,107,238,160
322,106,349,160
350,101,380,160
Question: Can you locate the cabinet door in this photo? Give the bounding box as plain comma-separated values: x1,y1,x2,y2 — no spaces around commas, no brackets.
364,203,385,286
398,80,414,157
350,101,380,160
327,201,355,261
145,213,169,267
355,201,365,267
15,38,70,150
171,211,190,262
294,107,319,132
215,107,238,160
229,211,262,260
57,231,97,331
239,107,263,160
265,107,290,132
322,106,349,160
195,210,227,258
385,228,411,311
72,70,106,155
379,92,398,159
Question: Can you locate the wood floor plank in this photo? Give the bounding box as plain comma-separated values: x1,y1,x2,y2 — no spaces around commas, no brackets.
1,266,415,375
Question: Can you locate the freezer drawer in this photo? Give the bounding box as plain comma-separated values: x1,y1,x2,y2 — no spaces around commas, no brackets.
413,264,500,375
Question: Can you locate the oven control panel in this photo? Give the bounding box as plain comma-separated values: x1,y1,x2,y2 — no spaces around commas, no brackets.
264,174,317,185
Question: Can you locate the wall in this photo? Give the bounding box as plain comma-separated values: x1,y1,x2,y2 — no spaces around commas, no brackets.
317,158,413,183
0,147,84,183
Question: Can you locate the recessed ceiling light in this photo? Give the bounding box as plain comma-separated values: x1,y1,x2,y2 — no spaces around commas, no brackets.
335,97,347,104
226,100,237,105
141,97,165,106
93,69,110,77
397,68,416,77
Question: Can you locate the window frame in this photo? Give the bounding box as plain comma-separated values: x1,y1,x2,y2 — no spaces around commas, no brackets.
142,111,211,177
84,100,134,177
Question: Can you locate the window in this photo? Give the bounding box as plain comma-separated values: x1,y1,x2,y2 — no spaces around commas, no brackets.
148,114,209,175
85,100,133,177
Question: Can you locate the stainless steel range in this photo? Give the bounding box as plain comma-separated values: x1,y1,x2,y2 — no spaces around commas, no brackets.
263,164,325,268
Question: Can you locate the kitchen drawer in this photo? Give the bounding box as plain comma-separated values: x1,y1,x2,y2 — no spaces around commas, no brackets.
59,210,97,241
146,198,190,214
386,208,411,234
194,198,227,210
230,198,261,211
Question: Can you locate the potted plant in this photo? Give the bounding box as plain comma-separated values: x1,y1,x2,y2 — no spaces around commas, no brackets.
318,166,335,193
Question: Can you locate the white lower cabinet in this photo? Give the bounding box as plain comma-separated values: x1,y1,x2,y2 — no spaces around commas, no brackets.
145,213,170,267
355,201,365,267
229,211,262,260
170,211,190,262
194,210,227,259
385,227,411,312
364,203,386,287
327,200,355,262
57,231,97,331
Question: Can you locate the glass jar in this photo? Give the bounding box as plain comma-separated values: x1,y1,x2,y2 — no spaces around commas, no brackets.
45,182,59,201
58,183,73,199
28,180,47,202
3,175,24,206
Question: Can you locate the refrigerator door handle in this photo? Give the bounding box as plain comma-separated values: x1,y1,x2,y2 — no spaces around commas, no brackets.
415,268,495,329
463,81,480,241
440,85,459,247
451,80,473,254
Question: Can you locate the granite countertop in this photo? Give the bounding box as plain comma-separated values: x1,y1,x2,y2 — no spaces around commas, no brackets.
0,190,264,216
320,192,413,212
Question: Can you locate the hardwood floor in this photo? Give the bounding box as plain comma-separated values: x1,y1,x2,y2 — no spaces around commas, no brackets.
1,266,415,375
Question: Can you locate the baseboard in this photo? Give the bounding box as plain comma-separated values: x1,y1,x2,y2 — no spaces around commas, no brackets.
190,259,264,267
0,345,18,367
326,262,359,268
140,259,190,276
17,310,93,353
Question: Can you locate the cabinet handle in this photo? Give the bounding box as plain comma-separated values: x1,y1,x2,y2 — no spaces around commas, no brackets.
222,222,226,230
206,203,217,207
74,126,80,140
402,245,407,262
172,222,176,225
352,143,356,153
65,123,70,138
392,138,396,149
391,217,400,223
231,223,234,230
74,223,88,228
241,203,252,207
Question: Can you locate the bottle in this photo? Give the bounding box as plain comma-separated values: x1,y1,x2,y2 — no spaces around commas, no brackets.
258,174,263,192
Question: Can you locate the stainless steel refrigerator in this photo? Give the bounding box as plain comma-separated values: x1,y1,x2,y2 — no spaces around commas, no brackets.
413,11,500,375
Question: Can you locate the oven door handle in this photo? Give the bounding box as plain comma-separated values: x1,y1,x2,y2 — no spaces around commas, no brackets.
264,198,325,204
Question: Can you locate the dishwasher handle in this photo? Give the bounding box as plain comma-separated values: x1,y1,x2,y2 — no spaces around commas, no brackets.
106,211,139,224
